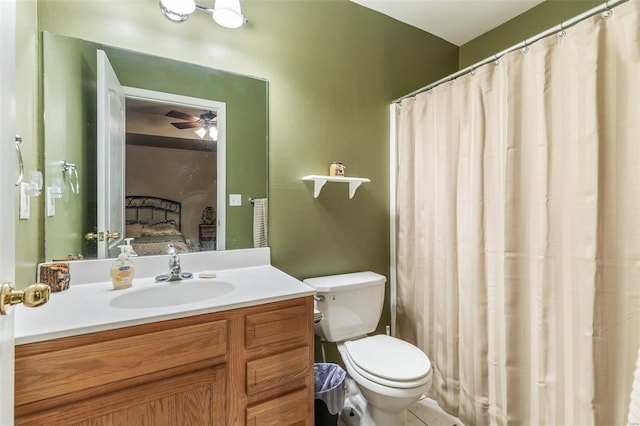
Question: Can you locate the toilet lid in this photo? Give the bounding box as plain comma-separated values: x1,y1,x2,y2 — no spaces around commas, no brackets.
344,335,431,383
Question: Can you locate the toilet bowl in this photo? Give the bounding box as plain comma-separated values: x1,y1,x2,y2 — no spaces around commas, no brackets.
339,335,432,425
304,272,433,426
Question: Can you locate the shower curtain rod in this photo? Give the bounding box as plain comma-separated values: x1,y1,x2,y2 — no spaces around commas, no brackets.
393,0,628,103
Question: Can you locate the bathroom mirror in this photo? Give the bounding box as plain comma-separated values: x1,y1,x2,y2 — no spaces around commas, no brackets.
42,32,268,260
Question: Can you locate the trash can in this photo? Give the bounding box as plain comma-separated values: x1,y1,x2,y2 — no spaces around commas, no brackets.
314,363,346,426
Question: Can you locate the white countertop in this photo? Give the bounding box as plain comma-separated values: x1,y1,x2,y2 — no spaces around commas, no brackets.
15,248,315,345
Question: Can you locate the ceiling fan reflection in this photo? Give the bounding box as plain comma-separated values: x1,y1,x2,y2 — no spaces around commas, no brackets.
165,110,218,140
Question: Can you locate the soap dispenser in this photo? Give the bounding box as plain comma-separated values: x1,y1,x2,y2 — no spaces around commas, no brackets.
111,245,135,290
124,237,138,257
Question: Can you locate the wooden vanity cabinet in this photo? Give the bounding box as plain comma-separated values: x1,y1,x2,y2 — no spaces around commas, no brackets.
243,303,314,426
14,297,314,426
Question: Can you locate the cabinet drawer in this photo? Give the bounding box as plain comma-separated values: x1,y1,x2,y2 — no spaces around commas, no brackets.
16,319,227,407
245,304,308,350
246,346,310,396
246,388,311,426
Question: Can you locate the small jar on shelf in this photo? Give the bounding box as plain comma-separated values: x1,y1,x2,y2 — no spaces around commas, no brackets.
329,161,345,177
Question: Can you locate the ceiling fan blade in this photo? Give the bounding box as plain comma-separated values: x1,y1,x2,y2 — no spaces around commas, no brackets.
166,110,198,121
171,121,202,129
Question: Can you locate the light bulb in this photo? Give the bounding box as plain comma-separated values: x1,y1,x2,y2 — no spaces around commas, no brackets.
212,0,245,28
160,0,196,23
195,127,207,139
209,126,218,141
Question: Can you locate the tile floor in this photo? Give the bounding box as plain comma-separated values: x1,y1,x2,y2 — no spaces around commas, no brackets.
407,396,465,426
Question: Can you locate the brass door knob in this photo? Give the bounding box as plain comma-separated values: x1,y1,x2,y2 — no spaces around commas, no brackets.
106,231,121,241
85,232,102,241
0,282,51,315
85,231,120,241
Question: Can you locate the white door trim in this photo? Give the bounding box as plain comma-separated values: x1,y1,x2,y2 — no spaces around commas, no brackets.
0,0,17,422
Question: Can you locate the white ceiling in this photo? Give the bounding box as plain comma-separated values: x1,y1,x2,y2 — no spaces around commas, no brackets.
351,0,545,46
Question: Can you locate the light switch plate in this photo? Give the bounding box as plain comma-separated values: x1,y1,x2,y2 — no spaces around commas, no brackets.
19,182,30,220
229,194,242,206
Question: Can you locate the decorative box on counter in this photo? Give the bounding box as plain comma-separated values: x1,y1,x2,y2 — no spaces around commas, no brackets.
38,263,71,292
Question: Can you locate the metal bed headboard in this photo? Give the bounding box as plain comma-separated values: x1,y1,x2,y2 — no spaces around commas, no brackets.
125,196,182,231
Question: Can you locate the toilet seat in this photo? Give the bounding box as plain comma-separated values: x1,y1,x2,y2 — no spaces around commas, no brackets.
343,335,431,389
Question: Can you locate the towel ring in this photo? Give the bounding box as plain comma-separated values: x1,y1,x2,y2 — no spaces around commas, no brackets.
61,160,79,195
15,136,24,186
69,167,79,194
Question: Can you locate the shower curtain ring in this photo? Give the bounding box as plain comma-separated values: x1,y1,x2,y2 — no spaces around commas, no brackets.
602,0,613,19
557,21,567,38
521,40,529,54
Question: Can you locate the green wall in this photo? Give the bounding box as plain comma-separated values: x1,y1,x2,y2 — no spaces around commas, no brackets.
460,0,599,68
42,33,95,260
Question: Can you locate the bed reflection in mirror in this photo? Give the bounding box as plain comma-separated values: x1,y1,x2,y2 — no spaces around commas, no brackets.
125,196,191,256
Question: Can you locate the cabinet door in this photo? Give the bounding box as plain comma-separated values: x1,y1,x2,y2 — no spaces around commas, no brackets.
16,367,225,426
246,388,312,426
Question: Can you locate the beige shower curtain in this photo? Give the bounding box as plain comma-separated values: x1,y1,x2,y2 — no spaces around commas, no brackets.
395,2,640,425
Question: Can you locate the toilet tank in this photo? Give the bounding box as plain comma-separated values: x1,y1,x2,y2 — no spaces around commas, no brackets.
304,271,386,342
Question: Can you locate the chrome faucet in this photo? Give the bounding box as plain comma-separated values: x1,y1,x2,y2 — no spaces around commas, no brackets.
155,243,193,282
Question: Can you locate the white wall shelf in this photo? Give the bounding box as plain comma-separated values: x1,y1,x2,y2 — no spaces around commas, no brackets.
302,175,371,199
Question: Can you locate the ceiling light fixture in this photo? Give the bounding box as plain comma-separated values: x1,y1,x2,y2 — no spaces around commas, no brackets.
195,127,208,139
159,0,196,22
159,0,246,28
194,125,218,141
212,0,245,29
208,125,218,141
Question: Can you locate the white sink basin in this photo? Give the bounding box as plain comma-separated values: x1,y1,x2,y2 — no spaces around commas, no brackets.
110,279,235,309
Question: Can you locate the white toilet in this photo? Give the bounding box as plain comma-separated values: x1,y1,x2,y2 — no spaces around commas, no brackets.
305,272,432,426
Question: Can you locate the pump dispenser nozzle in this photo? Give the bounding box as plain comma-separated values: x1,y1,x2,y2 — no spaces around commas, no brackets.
124,238,138,257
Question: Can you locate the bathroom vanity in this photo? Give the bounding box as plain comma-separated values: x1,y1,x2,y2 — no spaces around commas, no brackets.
13,249,315,425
